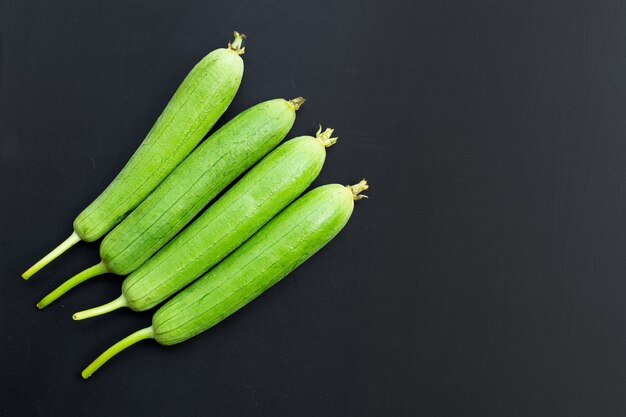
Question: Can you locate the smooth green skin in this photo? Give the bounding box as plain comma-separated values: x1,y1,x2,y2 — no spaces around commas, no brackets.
153,184,354,345
101,99,296,275
74,47,243,242
122,135,328,311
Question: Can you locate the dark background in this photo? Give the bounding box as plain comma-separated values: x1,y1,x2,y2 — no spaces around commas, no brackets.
2,0,626,416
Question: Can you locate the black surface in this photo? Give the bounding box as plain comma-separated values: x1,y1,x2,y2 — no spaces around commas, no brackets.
2,0,626,416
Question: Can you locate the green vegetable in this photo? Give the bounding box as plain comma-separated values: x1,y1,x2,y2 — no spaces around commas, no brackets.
36,97,304,308
22,32,246,280
80,180,368,378
73,128,338,320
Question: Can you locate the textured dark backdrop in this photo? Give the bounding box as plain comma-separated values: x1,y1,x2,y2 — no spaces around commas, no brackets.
3,0,626,416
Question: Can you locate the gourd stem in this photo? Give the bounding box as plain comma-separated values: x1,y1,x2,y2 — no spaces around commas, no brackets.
227,31,246,55
347,179,369,200
81,327,154,379
287,97,306,110
22,231,82,280
73,295,128,320
315,125,338,147
36,261,109,309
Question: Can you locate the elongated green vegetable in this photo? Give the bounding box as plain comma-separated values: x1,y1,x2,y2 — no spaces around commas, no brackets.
37,97,304,308
73,128,338,320
22,32,246,280
80,180,368,378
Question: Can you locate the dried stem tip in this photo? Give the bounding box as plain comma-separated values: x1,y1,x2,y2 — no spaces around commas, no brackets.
347,179,369,200
315,125,338,147
228,31,246,55
288,97,306,110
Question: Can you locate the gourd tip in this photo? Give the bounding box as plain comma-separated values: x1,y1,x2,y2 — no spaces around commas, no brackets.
288,97,306,110
35,262,109,309
72,295,128,320
315,125,338,147
21,231,82,280
347,179,369,200
80,327,154,378
228,31,246,55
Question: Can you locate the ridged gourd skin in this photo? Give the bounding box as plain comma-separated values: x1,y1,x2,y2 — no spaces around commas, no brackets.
22,33,245,281
72,130,335,320
80,181,367,378
75,47,243,242
36,98,302,309
101,98,297,275
122,133,334,311
153,183,357,345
